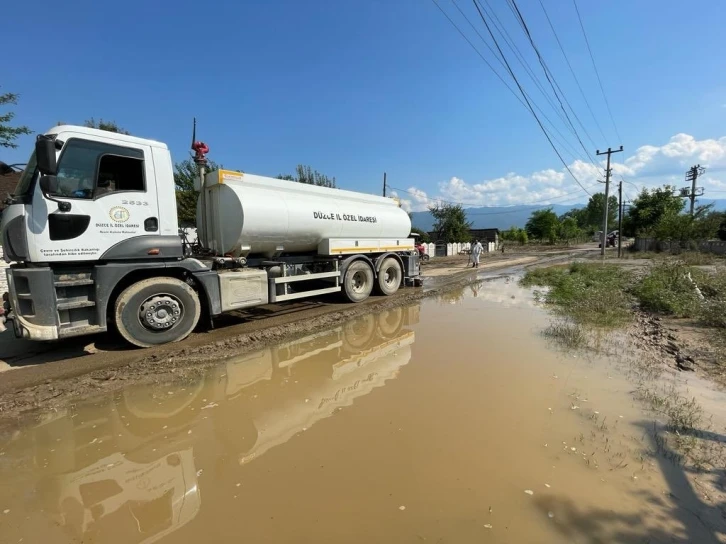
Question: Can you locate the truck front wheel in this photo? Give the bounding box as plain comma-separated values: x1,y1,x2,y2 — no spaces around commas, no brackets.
114,277,201,348
343,261,374,303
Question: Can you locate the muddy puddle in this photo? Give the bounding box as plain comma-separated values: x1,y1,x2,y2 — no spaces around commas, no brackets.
1,276,725,543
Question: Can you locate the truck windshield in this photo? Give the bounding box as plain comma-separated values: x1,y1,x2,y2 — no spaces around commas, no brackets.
12,151,38,198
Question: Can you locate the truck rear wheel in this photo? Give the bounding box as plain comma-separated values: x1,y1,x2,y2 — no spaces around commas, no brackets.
114,277,201,348
375,257,402,296
343,261,374,303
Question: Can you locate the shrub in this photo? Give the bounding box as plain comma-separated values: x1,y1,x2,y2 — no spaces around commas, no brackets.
632,262,702,317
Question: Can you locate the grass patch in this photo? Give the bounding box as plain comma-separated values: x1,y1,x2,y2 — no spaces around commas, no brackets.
521,262,633,328
631,261,702,317
524,258,726,344
632,263,726,331
677,252,719,266
542,319,587,349
637,382,703,432
695,269,726,331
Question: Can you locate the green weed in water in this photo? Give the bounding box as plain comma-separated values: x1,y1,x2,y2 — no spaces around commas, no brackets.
542,319,587,349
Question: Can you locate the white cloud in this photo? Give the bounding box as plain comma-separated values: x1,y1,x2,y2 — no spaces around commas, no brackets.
402,133,726,211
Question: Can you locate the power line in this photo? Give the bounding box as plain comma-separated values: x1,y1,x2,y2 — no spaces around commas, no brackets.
505,0,600,153
471,0,591,195
572,0,622,144
430,0,514,101
476,0,573,134
619,177,642,195
538,0,608,144
506,0,599,166
434,0,589,164
474,0,596,166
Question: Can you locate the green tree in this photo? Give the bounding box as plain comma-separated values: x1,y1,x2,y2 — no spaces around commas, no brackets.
579,193,618,231
410,227,431,243
174,158,220,226
501,226,528,245
654,205,720,243
0,91,31,148
624,185,684,236
558,216,582,244
429,203,472,242
690,207,721,241
82,118,130,134
278,165,336,188
525,208,560,243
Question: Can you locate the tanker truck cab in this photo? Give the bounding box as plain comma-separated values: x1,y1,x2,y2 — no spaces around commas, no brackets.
0,125,421,348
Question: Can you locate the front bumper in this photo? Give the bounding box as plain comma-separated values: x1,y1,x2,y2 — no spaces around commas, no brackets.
4,310,58,340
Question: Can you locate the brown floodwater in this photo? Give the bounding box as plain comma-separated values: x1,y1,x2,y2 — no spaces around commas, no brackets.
0,276,724,543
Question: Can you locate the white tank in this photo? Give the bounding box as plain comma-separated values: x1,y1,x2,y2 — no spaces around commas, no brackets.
200,170,412,257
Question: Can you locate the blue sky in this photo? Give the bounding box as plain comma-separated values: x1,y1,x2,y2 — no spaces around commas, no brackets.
4,0,726,210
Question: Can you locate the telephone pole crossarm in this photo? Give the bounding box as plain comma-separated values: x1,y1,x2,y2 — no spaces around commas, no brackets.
684,165,706,216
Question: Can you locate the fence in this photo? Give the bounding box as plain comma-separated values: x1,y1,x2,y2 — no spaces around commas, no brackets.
633,237,726,255
420,241,497,258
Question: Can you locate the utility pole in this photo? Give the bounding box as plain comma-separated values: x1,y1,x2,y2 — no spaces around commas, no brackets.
682,165,706,216
596,146,624,256
383,172,387,197
617,180,623,258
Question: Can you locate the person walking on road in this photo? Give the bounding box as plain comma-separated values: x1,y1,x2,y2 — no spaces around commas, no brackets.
471,240,483,268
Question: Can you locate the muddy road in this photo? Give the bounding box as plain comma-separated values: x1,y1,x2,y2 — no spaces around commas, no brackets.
1,271,724,543
0,251,582,417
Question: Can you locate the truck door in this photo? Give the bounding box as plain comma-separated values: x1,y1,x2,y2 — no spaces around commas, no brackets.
29,134,160,262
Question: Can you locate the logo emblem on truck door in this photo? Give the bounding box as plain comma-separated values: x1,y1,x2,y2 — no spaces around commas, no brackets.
109,206,130,223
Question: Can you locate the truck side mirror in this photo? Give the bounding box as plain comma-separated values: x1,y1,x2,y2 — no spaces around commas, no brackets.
35,135,58,176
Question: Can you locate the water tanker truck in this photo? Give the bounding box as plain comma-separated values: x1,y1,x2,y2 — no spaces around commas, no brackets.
0,125,420,347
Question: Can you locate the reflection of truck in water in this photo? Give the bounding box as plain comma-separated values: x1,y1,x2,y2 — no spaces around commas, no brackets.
52,449,200,544
3,305,419,544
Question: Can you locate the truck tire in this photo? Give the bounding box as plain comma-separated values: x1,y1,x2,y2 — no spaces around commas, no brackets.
343,261,374,303
114,277,201,348
375,257,402,296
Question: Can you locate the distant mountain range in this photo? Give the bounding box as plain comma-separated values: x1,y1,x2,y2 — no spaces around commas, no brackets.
410,199,726,232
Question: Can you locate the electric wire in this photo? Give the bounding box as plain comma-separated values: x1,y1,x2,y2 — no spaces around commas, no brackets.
471,0,591,195
538,0,608,144
507,0,600,165
433,0,588,164
572,0,622,144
